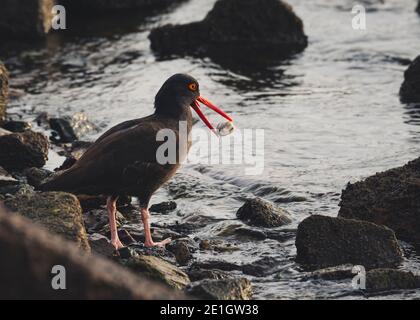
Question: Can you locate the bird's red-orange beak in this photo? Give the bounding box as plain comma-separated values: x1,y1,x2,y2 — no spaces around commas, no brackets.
191,96,233,134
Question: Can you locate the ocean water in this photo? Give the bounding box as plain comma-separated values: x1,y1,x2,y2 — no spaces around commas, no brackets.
2,0,420,299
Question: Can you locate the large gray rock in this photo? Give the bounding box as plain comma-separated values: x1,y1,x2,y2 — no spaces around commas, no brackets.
122,255,191,290
0,130,49,171
366,269,420,292
295,215,403,270
400,55,420,103
0,0,55,39
339,157,420,247
187,278,252,300
0,204,186,299
0,62,8,123
4,192,90,251
236,198,291,227
150,0,308,63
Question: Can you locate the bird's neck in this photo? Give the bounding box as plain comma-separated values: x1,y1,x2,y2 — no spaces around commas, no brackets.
154,98,193,122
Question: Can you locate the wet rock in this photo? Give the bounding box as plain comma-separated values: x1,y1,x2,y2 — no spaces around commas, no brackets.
236,198,291,227
88,233,115,258
399,55,420,103
295,215,403,270
305,264,355,281
0,166,18,187
242,257,280,277
0,0,55,39
188,268,232,282
198,239,240,253
0,204,185,299
4,192,90,251
1,120,31,133
0,130,49,171
23,167,53,188
124,224,183,243
167,239,193,266
0,183,34,198
187,278,252,300
366,269,420,292
191,260,243,272
0,62,8,123
232,227,267,240
338,157,420,247
150,201,177,213
127,243,176,262
150,0,308,64
49,113,97,144
49,118,78,143
122,255,190,290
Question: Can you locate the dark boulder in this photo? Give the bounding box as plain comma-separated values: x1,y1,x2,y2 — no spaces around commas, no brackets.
149,0,308,63
0,204,185,299
167,239,193,266
400,55,420,103
49,113,97,144
1,120,32,132
188,268,232,282
0,130,49,171
4,192,90,251
0,62,8,123
0,0,55,39
295,215,403,270
417,1,420,14
366,269,420,292
187,278,252,300
338,157,420,247
88,233,115,258
150,201,177,213
236,197,291,227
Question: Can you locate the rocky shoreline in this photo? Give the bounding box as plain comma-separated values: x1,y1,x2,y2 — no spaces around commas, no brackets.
1,0,420,300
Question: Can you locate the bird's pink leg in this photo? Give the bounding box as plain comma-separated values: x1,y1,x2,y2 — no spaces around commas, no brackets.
107,196,124,250
141,207,171,248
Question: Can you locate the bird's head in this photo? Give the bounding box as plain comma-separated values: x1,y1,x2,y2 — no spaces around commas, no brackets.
155,74,232,133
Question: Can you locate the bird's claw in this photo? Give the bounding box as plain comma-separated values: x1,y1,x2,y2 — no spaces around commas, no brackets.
111,239,124,250
144,237,172,248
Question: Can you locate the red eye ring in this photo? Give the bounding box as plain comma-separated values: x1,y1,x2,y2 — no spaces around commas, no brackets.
188,83,198,91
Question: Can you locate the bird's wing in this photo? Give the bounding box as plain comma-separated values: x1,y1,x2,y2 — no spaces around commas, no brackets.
41,118,175,193
94,115,155,143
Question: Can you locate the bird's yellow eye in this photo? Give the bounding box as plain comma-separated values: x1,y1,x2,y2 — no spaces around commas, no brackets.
188,83,198,91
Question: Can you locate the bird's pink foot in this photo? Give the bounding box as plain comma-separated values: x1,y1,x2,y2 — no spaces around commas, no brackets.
111,238,124,250
144,237,172,248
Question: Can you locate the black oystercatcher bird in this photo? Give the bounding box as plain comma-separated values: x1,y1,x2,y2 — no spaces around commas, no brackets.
39,74,233,250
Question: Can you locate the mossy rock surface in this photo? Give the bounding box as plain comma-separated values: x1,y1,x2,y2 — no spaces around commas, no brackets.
5,192,90,251
0,62,8,123
123,255,190,290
